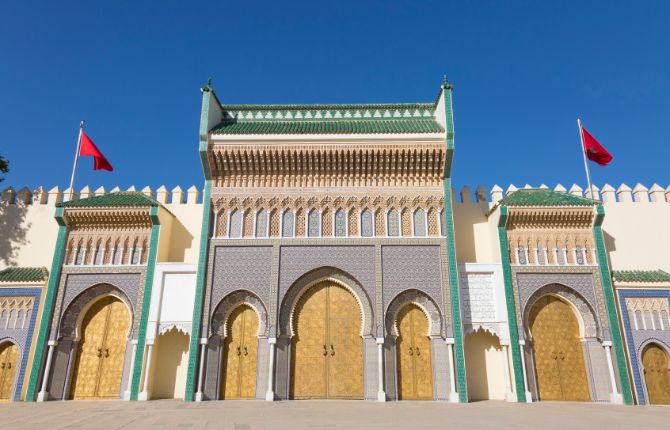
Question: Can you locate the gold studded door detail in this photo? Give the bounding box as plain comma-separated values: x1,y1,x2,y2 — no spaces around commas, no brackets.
291,281,363,399
221,305,259,399
0,343,19,401
529,296,590,401
396,304,434,400
70,296,130,399
642,343,670,405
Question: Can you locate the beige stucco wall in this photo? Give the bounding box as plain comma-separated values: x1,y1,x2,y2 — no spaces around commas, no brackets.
150,328,190,399
464,329,507,400
601,201,670,273
453,201,501,264
163,201,204,264
0,202,59,269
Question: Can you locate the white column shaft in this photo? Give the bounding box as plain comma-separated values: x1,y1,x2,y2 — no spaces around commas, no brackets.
37,344,56,401
266,340,276,401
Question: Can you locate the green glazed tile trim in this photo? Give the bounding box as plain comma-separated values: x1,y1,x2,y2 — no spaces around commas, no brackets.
185,82,214,401
129,206,160,400
222,102,435,111
441,85,468,402
184,180,212,401
497,206,527,402
56,192,159,208
444,178,468,402
612,270,670,283
498,189,597,208
210,118,444,135
594,205,634,405
0,267,48,283
25,208,67,401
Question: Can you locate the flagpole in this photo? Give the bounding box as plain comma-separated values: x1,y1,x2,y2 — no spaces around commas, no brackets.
68,120,84,200
577,118,594,200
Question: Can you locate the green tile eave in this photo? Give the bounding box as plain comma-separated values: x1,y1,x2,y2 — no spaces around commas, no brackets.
0,267,48,283
487,189,599,217
612,270,670,283
209,119,444,135
56,192,160,208
221,102,435,111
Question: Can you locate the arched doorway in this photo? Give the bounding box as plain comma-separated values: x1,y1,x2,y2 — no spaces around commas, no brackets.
396,303,433,400
529,295,590,401
290,281,363,399
0,341,18,401
151,327,190,399
70,296,130,399
642,343,670,405
221,305,258,399
464,328,506,400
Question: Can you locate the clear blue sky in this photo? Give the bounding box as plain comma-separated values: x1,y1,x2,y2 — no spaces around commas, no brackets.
2,1,668,194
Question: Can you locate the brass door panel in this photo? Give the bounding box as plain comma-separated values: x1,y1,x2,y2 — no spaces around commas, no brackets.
529,296,590,401
291,281,363,399
642,343,670,405
291,283,328,399
96,299,130,398
396,304,433,400
221,305,259,399
326,284,363,399
71,296,130,400
0,343,19,401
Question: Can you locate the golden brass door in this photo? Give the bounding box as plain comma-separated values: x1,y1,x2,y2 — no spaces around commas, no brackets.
642,343,670,405
529,296,590,401
221,305,259,399
0,342,19,401
70,296,130,399
396,304,434,400
291,281,363,399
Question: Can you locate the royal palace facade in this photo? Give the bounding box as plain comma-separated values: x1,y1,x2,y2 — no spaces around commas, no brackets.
1,81,669,405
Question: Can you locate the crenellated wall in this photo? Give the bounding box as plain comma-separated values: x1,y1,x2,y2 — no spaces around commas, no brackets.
2,182,668,273
0,185,205,268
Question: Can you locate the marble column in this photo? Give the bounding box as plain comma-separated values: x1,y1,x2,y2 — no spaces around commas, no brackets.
195,338,208,401
603,341,623,404
266,337,277,401
446,338,459,402
37,340,58,402
376,337,386,402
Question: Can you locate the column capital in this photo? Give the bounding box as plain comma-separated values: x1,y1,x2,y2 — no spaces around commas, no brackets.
602,340,613,347
445,337,455,345
268,337,277,344
47,340,58,347
518,340,526,346
200,338,208,345
375,337,385,345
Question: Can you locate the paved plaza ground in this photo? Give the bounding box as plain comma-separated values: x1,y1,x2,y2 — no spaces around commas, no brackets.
0,399,667,430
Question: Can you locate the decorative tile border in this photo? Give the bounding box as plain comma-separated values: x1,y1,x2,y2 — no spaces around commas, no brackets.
0,287,41,401
616,288,670,405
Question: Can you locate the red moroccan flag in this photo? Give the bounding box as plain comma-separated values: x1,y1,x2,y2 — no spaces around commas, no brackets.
79,131,113,171
581,127,613,166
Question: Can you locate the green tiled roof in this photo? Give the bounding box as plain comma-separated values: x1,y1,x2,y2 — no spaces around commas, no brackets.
612,270,670,283
211,118,444,135
222,103,435,111
57,192,159,208
211,102,443,135
0,267,48,283
499,189,598,207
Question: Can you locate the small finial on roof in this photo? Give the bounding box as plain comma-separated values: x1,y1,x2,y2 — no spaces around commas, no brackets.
442,75,453,90
201,77,212,93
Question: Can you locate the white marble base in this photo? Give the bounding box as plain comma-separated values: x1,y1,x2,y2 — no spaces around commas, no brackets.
195,392,203,402
265,391,275,401
449,391,460,403
377,391,386,402
37,391,48,402
138,391,149,401
525,391,533,403
610,392,624,404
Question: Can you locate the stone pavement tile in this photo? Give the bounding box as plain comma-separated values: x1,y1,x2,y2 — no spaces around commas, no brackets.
1,400,669,430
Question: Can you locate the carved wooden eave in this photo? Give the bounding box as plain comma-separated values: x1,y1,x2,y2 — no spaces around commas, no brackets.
211,193,446,213
63,207,154,231
206,142,447,188
506,207,595,230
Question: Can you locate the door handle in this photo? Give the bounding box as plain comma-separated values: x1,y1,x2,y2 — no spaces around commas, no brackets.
415,347,420,356
236,346,241,356
1,363,4,369
330,344,335,356
97,348,103,358
409,347,413,356
105,349,110,358
244,346,248,356
323,345,328,356
6,363,9,369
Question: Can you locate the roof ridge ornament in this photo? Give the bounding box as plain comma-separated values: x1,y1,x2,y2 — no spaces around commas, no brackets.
201,77,212,93
442,75,453,90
